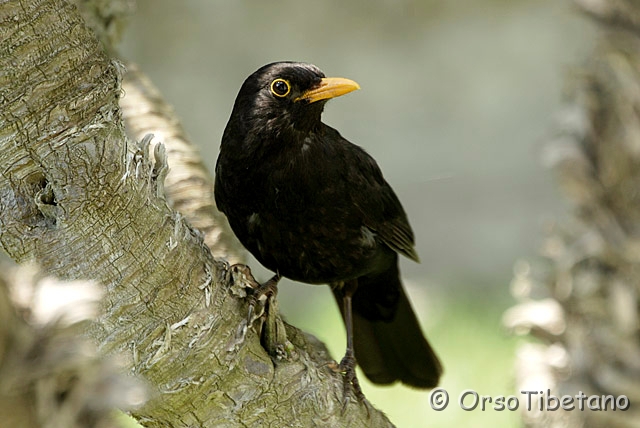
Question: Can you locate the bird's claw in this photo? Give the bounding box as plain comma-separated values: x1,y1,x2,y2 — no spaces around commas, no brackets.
226,263,274,326
245,273,280,323
226,265,291,360
328,350,367,409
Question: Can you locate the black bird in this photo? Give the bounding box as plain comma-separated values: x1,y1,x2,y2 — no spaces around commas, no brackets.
214,61,442,395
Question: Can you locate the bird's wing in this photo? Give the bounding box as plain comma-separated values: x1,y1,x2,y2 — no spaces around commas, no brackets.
374,215,420,263
362,181,420,263
342,135,420,263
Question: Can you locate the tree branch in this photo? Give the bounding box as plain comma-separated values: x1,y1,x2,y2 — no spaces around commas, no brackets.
119,62,243,261
0,0,395,426
0,263,145,428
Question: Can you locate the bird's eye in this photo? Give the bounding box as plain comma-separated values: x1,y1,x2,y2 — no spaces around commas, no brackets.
270,79,291,98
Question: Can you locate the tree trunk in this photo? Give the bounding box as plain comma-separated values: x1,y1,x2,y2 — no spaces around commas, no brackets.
505,1,640,427
0,0,394,426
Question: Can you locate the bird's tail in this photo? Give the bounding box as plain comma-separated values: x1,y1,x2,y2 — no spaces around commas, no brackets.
332,260,442,388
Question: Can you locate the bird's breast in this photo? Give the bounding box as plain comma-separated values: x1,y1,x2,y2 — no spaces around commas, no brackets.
224,164,378,282
216,134,391,283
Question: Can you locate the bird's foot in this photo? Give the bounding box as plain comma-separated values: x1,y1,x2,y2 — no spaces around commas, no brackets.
329,349,367,410
227,264,278,322
247,273,280,317
226,265,293,359
260,295,296,360
248,275,296,360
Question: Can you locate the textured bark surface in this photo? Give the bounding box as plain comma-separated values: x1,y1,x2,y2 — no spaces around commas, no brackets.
119,63,243,262
0,265,141,428
506,0,640,426
0,0,393,426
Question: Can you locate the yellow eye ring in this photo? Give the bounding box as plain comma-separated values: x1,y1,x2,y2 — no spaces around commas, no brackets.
270,79,291,98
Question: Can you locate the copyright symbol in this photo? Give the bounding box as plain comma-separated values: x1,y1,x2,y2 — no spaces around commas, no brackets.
429,387,449,411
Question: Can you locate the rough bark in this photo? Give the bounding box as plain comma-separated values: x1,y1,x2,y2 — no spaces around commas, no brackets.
505,0,640,426
119,63,243,262
0,264,143,428
0,0,393,426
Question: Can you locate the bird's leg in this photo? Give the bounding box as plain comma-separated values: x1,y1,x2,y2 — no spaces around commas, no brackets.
247,273,281,323
337,279,366,403
243,272,295,360
228,263,280,322
226,265,288,356
260,286,296,360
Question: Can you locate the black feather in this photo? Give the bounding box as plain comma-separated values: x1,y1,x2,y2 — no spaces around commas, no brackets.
215,61,442,389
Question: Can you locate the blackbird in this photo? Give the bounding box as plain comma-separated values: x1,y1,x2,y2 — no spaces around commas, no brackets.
214,61,442,396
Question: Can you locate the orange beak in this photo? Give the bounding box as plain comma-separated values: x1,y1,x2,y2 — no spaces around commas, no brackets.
295,77,360,103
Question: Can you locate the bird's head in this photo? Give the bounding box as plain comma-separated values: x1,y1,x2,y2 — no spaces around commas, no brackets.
226,62,360,142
